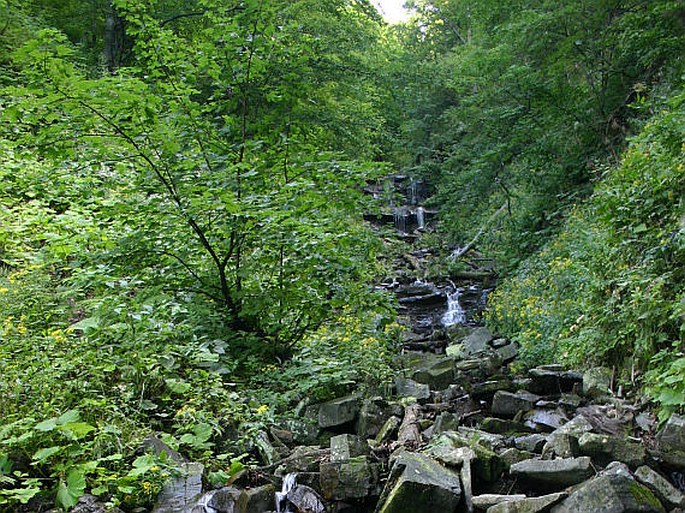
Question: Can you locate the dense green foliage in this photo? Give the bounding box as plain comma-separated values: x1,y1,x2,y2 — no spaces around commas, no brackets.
0,0,398,510
1,0,685,510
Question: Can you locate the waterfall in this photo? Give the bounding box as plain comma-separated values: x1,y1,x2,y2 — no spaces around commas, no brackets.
416,207,425,230
393,207,408,233
276,472,298,513
409,179,420,205
442,286,466,326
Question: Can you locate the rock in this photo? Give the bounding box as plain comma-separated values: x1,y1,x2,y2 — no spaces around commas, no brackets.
472,380,514,400
461,327,495,357
499,448,536,468
472,494,527,510
496,343,519,363
446,324,475,343
582,367,613,399
330,434,368,462
490,338,510,349
410,354,456,390
523,409,568,432
427,431,505,482
395,377,430,403
255,430,280,466
270,427,294,445
544,433,579,459
481,418,531,435
635,411,657,433
433,411,460,434
153,461,204,513
320,456,380,500
550,473,665,513
656,414,685,468
578,433,646,468
546,414,594,447
487,492,567,513
318,395,359,429
375,416,402,445
357,397,393,438
376,451,462,513
513,434,548,454
510,457,594,489
527,368,583,396
70,495,124,513
603,461,633,478
286,484,326,513
194,487,241,513
491,391,540,417
283,418,319,445
558,394,582,411
635,466,685,509
239,485,275,513
142,435,185,464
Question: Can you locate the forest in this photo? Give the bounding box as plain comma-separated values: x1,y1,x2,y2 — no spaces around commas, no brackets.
0,0,684,512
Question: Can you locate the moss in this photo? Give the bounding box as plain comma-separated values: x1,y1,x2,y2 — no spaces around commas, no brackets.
629,481,665,512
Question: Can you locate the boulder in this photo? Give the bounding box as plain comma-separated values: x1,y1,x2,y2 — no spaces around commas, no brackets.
635,466,685,510
550,474,665,513
286,485,326,513
496,343,519,363
330,434,368,462
376,451,462,513
509,457,594,489
546,414,594,447
318,395,359,429
471,380,514,400
426,431,505,482
487,492,567,513
357,397,395,438
69,495,124,513
255,431,280,466
582,367,613,399
578,433,646,468
395,377,430,403
491,391,540,417
410,355,456,390
543,433,579,459
513,434,547,454
433,411,460,435
523,409,568,432
375,416,402,445
461,327,495,357
656,414,685,468
527,367,583,396
480,418,531,435
472,494,527,510
153,461,204,513
320,456,380,501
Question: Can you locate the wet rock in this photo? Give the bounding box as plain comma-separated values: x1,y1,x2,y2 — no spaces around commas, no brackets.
578,433,646,468
523,409,568,432
287,484,326,513
153,461,204,513
491,391,540,417
446,324,475,343
376,451,462,513
193,487,240,513
635,466,685,509
656,414,685,468
320,456,380,500
510,457,594,489
582,367,613,399
514,434,548,454
472,494,527,510
330,434,368,463
488,492,567,513
395,377,430,403
550,473,665,513
318,395,359,429
239,484,276,513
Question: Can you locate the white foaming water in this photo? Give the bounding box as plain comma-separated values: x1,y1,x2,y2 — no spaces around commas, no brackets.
416,207,425,230
276,472,298,513
442,287,466,326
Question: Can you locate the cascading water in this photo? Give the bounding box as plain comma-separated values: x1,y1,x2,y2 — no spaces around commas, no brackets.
441,286,466,326
393,207,408,233
276,472,298,513
416,207,425,230
409,179,420,205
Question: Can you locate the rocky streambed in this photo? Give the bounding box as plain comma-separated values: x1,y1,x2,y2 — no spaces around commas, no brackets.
88,323,685,513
